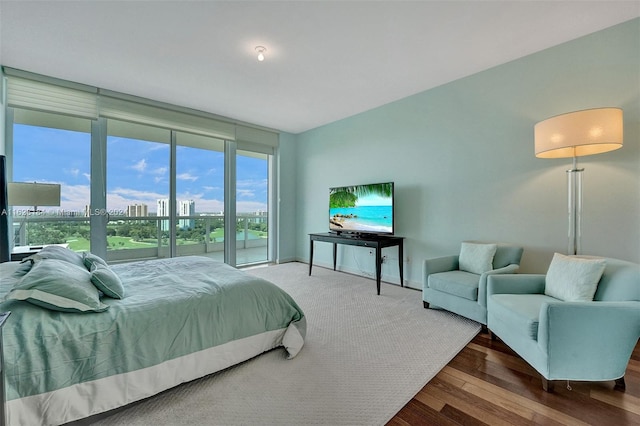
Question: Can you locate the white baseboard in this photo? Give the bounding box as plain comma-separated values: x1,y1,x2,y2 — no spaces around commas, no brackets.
295,256,421,290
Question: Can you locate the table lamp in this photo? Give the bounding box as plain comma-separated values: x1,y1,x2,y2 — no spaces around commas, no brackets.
7,182,61,247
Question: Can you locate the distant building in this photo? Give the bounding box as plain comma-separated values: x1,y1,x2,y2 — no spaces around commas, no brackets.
179,200,195,230
252,210,267,224
127,203,148,218
155,199,196,230
157,199,170,231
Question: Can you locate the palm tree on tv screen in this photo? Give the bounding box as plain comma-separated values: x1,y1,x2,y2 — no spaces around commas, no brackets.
329,183,392,208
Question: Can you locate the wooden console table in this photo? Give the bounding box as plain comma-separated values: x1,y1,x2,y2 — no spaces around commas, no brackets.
309,232,404,295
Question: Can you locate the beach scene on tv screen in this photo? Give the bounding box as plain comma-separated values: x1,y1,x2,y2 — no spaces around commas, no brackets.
329,183,393,234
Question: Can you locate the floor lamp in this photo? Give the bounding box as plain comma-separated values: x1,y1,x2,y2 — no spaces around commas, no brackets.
534,108,623,255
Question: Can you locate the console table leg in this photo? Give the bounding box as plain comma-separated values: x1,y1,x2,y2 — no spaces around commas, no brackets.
333,243,337,271
376,247,382,295
309,240,314,276
398,241,404,287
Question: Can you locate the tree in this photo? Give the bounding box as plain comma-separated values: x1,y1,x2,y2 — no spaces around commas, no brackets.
117,223,131,237
329,182,393,208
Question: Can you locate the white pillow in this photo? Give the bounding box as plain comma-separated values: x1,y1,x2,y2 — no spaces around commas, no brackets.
544,253,606,301
459,242,497,275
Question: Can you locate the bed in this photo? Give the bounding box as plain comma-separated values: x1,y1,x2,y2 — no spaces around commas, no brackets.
0,248,306,426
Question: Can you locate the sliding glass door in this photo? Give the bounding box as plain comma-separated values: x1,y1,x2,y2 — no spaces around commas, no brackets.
106,119,170,262
175,132,225,260
236,150,269,265
9,109,91,250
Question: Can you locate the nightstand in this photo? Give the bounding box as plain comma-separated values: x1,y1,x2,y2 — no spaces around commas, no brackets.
10,246,44,262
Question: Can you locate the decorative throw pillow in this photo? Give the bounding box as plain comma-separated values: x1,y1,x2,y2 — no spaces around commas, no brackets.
12,260,34,277
83,251,109,271
459,242,498,275
90,263,125,299
6,258,109,313
23,245,85,270
544,253,606,302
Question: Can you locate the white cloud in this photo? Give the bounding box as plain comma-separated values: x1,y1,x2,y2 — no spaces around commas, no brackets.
56,184,90,214
148,143,169,152
237,178,267,189
237,189,255,199
131,159,147,172
66,168,80,177
54,185,262,215
177,173,198,182
237,201,268,214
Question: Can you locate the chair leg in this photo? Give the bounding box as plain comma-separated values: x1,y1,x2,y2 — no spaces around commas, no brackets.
541,377,554,392
423,301,429,309
541,377,624,392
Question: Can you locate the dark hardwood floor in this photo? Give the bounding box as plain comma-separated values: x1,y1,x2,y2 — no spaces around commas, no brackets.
388,332,640,425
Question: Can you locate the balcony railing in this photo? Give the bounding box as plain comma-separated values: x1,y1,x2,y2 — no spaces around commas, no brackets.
12,213,268,265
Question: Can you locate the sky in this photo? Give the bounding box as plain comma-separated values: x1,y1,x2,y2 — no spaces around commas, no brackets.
355,194,393,207
12,124,268,214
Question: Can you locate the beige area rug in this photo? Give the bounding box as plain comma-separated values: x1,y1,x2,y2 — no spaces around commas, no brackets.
92,262,480,426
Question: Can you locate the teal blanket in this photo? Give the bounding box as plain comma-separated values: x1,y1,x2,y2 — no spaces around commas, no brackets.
0,256,305,403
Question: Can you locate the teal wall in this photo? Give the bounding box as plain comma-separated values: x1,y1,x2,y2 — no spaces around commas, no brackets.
290,18,640,288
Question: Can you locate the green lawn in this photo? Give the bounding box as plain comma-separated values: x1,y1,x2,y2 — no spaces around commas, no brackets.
66,238,89,252
67,236,157,251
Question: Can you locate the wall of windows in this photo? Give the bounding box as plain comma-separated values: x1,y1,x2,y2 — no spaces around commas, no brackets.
2,69,278,267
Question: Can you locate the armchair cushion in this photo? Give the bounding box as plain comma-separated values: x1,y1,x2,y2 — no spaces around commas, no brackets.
490,294,558,340
428,270,480,301
544,253,606,302
459,242,497,275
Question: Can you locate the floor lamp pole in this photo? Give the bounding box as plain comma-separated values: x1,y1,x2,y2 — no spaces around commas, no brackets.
567,156,584,256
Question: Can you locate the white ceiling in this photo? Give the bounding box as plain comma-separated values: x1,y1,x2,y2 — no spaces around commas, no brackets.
1,1,639,134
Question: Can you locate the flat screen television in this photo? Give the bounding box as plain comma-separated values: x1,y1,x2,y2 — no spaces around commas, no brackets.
329,182,394,235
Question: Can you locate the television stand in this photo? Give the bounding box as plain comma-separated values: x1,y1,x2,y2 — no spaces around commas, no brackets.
308,232,404,295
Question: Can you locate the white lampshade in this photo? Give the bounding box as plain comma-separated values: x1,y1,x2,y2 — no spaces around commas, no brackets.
534,108,623,159
7,182,61,207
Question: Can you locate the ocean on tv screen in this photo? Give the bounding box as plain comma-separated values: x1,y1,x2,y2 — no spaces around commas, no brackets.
329,205,392,233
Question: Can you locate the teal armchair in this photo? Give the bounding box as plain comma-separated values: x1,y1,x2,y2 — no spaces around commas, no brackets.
422,242,524,325
487,257,640,391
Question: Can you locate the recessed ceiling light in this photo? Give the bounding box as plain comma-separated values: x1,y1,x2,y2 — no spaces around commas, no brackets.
255,46,266,62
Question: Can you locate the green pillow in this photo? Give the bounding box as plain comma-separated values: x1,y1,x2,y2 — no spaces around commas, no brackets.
83,251,109,271
12,260,34,277
6,258,109,313
90,263,125,299
23,245,85,270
